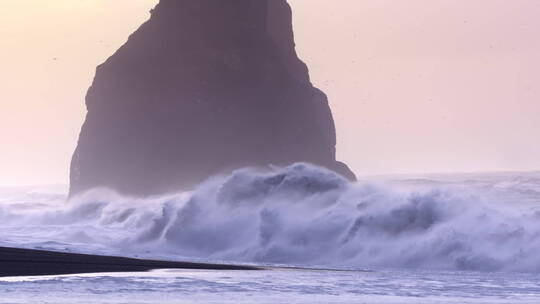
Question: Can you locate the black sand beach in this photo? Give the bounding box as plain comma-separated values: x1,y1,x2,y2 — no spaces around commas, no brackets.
0,246,260,277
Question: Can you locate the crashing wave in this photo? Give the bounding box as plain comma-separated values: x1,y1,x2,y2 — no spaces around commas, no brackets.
1,163,540,272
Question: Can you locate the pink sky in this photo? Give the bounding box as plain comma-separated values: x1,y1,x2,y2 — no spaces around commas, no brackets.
1,0,539,185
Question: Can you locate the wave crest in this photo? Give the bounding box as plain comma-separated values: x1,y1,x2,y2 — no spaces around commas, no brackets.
2,164,540,272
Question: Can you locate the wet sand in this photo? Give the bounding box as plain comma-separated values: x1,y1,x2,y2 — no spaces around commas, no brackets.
0,246,260,277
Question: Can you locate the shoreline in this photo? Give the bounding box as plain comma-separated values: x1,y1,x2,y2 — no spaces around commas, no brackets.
0,246,261,277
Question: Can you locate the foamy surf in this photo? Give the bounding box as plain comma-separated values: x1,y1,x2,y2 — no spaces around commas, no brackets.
1,164,540,273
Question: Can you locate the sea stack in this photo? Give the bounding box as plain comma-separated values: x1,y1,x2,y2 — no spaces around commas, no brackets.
70,0,355,197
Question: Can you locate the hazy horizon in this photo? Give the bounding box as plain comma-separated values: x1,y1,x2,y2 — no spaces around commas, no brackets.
1,0,539,186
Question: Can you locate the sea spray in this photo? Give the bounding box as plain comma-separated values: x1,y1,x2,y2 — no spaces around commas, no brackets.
1,164,540,272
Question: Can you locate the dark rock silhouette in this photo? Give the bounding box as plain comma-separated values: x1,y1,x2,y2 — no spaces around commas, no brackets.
70,0,355,197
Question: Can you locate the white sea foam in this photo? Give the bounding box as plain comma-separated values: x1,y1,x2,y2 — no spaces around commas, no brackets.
1,164,540,272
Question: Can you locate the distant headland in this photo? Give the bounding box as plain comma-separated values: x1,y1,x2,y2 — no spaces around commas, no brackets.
70,0,355,197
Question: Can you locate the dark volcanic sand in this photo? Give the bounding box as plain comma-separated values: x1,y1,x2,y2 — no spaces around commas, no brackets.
0,246,260,277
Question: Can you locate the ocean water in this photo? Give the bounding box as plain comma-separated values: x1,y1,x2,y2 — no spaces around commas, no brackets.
1,269,540,304
1,164,540,303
